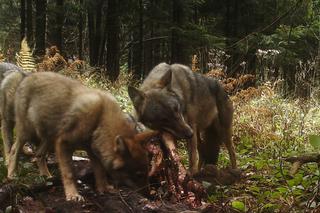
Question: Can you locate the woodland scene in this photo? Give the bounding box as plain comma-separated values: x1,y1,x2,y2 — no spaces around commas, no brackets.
0,0,319,212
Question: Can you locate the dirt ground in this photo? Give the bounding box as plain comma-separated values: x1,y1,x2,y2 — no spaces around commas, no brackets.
0,160,233,213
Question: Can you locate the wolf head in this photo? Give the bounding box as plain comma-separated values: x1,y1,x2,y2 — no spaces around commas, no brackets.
97,130,158,189
128,70,193,139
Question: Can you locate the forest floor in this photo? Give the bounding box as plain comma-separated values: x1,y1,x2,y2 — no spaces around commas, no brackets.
0,70,320,212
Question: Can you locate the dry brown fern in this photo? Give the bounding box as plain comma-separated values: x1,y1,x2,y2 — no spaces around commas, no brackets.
15,37,36,72
205,69,256,95
68,59,86,72
37,46,67,72
191,55,200,72
206,69,227,80
0,53,4,62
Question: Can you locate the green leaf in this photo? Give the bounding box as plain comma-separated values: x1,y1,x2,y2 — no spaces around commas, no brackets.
231,200,246,212
277,187,288,193
309,135,320,149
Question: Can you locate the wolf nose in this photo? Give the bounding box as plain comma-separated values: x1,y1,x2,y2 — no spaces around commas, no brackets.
185,129,193,139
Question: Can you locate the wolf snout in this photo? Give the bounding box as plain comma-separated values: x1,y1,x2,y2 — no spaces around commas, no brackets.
184,128,194,139
177,125,193,139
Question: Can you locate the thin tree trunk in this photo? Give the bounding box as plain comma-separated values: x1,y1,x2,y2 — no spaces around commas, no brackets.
132,0,144,80
99,11,108,66
106,0,120,82
94,0,103,65
78,0,83,59
20,0,26,40
26,0,33,44
53,0,64,52
87,0,104,66
225,0,240,77
171,0,188,65
87,2,95,66
35,0,47,57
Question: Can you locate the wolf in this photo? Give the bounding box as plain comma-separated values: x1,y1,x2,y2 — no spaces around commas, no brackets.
128,63,236,175
0,62,23,82
7,72,158,201
0,63,27,165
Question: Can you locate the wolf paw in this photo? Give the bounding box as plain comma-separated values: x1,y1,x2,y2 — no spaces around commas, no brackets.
66,193,84,202
7,172,18,180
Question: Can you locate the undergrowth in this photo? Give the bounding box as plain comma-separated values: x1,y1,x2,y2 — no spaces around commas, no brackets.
216,83,320,212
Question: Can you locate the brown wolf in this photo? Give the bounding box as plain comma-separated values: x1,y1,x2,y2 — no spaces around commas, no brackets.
0,63,26,165
7,72,158,201
128,63,235,175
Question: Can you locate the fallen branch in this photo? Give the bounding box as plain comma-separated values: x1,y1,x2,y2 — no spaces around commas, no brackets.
284,153,320,175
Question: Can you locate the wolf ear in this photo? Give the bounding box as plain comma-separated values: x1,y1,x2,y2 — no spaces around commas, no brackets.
158,70,172,88
134,130,159,147
128,86,146,110
114,135,128,154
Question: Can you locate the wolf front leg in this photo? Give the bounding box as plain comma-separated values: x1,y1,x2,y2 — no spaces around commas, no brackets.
35,141,52,177
55,138,84,202
187,124,200,175
86,148,115,194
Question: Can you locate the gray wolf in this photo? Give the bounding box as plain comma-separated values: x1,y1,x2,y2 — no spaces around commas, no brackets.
128,63,235,175
0,62,26,165
7,72,158,201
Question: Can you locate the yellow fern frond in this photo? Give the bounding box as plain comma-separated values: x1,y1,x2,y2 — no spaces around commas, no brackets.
16,37,36,72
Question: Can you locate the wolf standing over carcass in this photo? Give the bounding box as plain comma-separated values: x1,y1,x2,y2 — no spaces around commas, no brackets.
128,63,235,175
7,72,158,201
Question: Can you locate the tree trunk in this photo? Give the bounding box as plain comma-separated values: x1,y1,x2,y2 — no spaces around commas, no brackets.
171,0,188,65
94,0,103,65
225,0,240,77
53,0,64,52
87,0,104,67
78,0,83,60
87,2,95,65
106,0,120,82
131,0,144,81
35,0,47,57
26,0,33,44
20,0,26,40
99,10,108,66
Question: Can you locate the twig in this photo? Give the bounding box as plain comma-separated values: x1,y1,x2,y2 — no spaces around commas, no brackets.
87,197,104,211
119,190,134,213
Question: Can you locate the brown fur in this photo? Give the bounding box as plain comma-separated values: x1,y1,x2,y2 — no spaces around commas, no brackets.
7,72,157,201
128,63,236,175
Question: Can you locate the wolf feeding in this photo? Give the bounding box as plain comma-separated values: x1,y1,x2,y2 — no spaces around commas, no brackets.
7,72,158,201
128,63,236,175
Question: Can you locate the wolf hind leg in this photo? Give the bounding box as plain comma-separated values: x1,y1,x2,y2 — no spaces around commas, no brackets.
222,123,236,169
1,118,14,166
7,133,26,179
202,120,222,166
